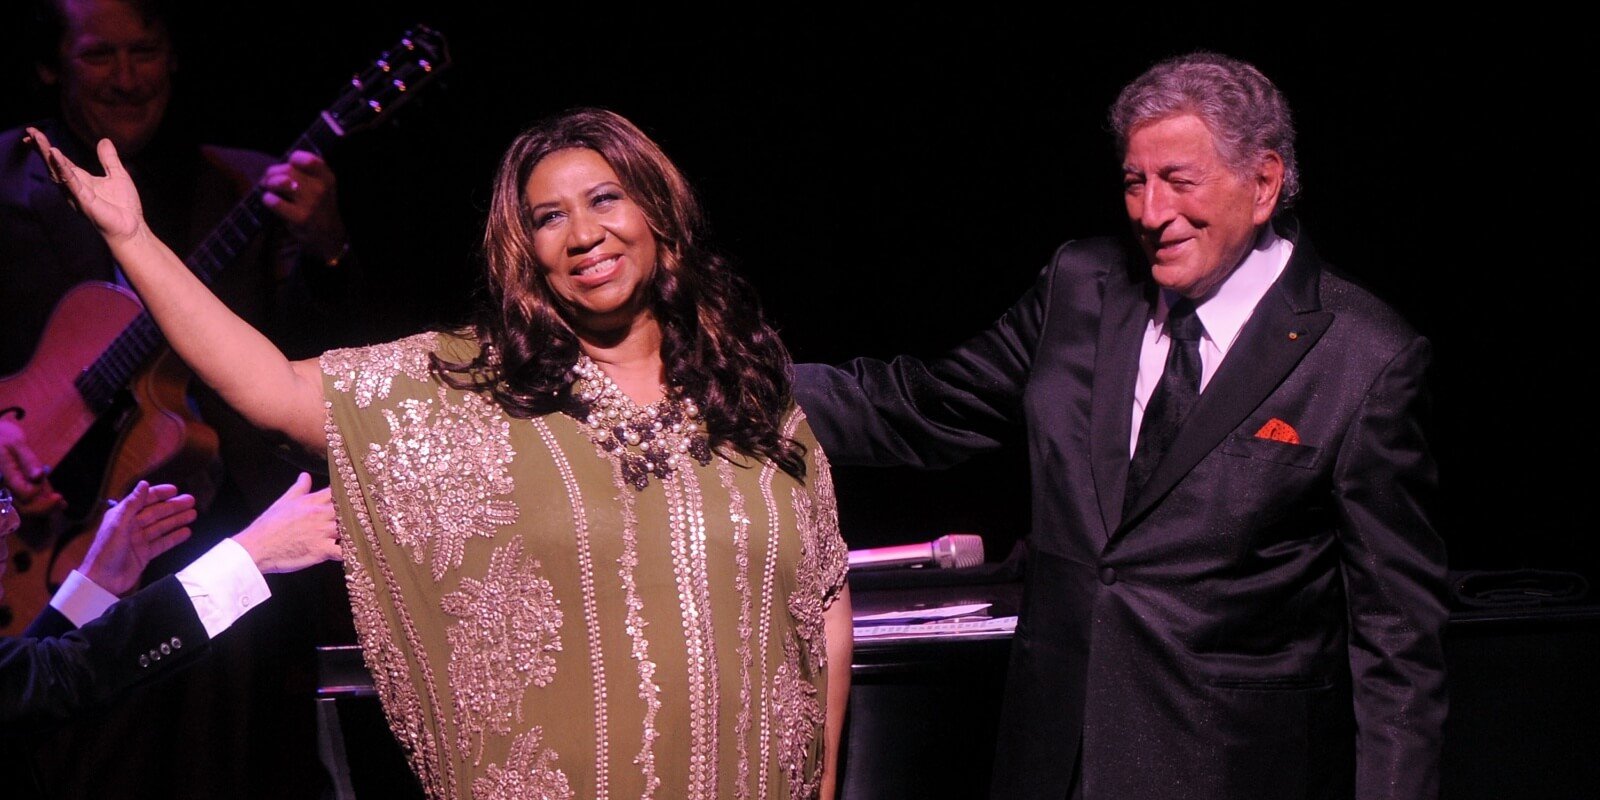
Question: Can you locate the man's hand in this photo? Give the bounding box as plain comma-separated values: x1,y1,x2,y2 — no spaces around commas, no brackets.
0,417,64,516
80,481,197,597
259,151,349,265
231,472,340,574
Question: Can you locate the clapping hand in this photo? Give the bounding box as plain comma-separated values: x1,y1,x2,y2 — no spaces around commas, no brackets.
80,481,198,597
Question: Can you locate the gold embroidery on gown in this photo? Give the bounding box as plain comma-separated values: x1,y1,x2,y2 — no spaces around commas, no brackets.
472,726,574,800
321,331,847,800
321,331,438,408
441,534,562,762
365,387,519,581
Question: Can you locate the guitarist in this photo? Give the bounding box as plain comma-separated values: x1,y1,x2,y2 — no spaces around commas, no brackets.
0,1,363,798
1,0,360,536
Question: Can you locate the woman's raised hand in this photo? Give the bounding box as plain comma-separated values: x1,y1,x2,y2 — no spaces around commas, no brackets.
24,127,147,244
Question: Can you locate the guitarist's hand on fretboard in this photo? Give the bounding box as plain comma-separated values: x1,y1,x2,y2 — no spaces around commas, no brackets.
260,150,350,265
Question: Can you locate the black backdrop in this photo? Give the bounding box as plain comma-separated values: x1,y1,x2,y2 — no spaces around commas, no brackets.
2,6,1589,580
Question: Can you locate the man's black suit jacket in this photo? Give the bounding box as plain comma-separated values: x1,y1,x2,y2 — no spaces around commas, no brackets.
1,576,209,729
1,579,209,799
794,221,1449,800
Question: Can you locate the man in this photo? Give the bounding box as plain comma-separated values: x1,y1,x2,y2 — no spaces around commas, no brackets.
0,1,359,797
795,52,1448,799
2,474,338,728
3,476,336,800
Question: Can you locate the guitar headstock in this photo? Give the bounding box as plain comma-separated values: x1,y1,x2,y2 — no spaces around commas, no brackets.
323,25,451,137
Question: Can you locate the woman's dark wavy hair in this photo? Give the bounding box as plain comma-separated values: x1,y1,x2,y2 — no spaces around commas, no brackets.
435,107,806,480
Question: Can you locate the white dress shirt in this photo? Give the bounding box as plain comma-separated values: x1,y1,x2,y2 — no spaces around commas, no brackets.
49,537,271,638
1129,228,1294,456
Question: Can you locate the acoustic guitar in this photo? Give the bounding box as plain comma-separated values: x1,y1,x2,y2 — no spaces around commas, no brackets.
0,25,451,635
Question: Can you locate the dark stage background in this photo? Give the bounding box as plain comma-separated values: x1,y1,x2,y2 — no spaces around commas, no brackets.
2,8,1588,580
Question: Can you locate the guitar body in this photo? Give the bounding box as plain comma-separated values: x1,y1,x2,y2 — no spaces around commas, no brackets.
0,282,141,468
0,284,218,635
103,348,222,520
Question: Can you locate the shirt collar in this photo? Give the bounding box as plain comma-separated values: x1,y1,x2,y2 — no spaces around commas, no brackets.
1159,226,1293,353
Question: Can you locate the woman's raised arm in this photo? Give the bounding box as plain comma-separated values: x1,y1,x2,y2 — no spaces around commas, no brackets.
26,128,327,456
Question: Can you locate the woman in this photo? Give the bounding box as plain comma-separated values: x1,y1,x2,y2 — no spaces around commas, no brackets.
27,108,852,800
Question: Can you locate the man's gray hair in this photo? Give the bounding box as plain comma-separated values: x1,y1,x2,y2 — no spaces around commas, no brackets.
1110,51,1300,211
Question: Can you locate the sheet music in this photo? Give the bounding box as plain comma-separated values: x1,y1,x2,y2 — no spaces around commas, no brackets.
854,616,1017,640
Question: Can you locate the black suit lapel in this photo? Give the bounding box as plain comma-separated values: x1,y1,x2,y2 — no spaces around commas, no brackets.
1089,250,1152,539
1118,224,1334,529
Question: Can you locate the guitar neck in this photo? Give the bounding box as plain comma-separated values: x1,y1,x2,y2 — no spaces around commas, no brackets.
74,121,337,413
69,24,450,414
188,122,334,286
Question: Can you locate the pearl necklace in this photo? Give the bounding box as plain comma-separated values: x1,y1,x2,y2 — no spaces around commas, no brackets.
567,355,713,490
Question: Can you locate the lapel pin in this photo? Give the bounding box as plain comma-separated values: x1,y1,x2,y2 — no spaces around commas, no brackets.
1288,331,1301,341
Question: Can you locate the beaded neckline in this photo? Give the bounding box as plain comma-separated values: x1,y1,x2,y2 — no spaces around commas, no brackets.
565,355,713,490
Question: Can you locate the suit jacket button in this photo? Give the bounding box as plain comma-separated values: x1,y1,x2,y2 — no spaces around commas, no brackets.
1099,566,1117,586
170,637,183,650
150,648,162,661
138,654,150,668
159,643,172,655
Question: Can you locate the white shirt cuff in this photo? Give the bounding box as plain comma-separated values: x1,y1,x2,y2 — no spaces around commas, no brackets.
176,537,272,639
50,570,121,628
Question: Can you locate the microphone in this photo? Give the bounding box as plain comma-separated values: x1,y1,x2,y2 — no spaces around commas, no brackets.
847,534,985,571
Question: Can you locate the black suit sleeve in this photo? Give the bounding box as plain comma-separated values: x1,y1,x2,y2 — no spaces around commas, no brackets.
0,575,211,730
21,604,75,640
1332,336,1450,800
794,262,1052,469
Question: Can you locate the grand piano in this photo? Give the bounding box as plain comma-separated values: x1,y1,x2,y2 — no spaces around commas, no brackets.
310,553,1599,799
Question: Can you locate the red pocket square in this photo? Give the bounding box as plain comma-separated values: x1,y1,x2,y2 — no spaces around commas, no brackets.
1255,418,1301,444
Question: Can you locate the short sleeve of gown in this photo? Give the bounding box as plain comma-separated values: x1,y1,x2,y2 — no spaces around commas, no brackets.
790,410,849,610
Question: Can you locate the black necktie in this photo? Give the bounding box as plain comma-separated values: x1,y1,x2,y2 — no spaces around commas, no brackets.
1125,297,1204,518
